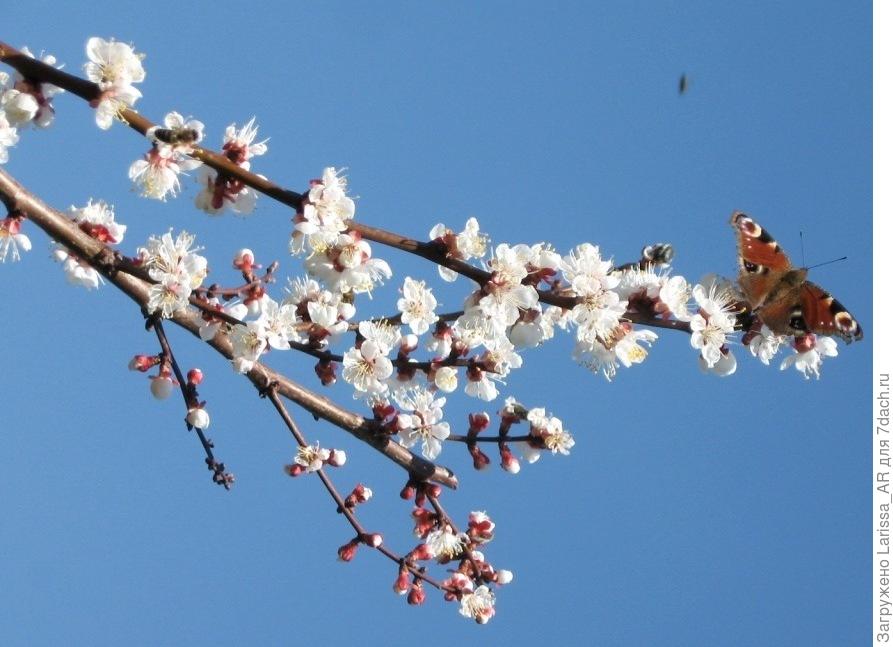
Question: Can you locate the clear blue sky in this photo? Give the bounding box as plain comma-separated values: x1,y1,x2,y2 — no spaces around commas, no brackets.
0,2,871,645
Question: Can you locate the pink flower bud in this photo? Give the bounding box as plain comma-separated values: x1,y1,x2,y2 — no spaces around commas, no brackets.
393,567,411,595
129,354,158,372
409,543,434,562
338,538,360,562
470,446,490,470
352,484,372,503
407,582,426,606
468,412,490,433
232,248,256,271
500,446,520,474
314,360,337,386
187,368,204,385
400,484,416,500
327,449,347,467
284,463,304,477
361,533,383,548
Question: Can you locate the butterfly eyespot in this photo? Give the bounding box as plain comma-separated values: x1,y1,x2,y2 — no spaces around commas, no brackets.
743,260,758,273
834,312,855,330
789,311,808,332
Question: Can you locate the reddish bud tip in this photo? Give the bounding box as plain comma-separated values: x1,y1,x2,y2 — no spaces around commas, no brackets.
337,539,360,562
393,567,411,595
187,368,204,385
407,582,426,606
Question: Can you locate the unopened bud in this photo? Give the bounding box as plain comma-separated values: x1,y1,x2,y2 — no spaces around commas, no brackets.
338,538,360,562
400,334,418,353
407,581,426,606
434,366,458,393
393,567,411,595
468,412,490,433
186,407,210,430
496,569,514,585
327,449,347,467
187,368,204,385
400,483,416,500
232,248,256,271
500,446,520,474
470,445,490,470
284,464,304,477
150,375,175,400
361,532,383,548
129,354,158,372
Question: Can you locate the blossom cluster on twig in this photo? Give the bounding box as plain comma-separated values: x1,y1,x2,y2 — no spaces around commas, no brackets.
0,35,854,624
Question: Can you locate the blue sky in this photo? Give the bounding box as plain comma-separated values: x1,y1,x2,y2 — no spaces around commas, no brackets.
0,2,870,645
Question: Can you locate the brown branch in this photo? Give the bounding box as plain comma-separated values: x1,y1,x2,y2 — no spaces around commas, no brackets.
0,41,693,337
265,386,447,591
0,167,458,489
152,319,234,488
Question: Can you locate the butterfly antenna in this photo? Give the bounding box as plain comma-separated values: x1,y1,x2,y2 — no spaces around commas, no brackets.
807,256,848,271
799,230,806,268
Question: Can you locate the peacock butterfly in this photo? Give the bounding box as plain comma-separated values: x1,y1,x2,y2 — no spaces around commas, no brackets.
731,211,863,343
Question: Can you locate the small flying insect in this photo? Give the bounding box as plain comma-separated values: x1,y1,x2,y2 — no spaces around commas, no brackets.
678,73,688,95
148,125,202,146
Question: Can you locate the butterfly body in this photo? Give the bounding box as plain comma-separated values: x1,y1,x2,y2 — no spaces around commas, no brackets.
731,212,862,342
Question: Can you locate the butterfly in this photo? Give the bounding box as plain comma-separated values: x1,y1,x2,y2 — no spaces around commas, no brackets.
731,211,863,343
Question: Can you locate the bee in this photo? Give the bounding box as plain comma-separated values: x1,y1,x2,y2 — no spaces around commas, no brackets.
148,125,201,146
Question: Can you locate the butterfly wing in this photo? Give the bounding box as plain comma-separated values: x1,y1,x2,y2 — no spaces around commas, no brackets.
800,281,863,342
730,211,792,309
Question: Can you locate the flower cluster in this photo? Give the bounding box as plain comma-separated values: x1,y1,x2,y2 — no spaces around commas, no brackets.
195,117,267,215
137,230,208,317
286,443,347,476
0,47,63,163
745,323,839,379
290,168,392,297
689,275,740,376
129,111,204,201
50,200,126,289
429,217,489,282
83,37,145,130
405,509,510,624
290,167,354,255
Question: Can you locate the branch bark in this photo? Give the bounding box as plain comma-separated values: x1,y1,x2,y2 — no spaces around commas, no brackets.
0,167,458,489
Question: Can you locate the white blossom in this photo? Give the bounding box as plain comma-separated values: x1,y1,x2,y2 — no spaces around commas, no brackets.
230,321,267,373
69,199,126,244
780,336,838,379
395,387,450,459
429,217,489,282
83,37,145,129
459,586,496,624
52,245,101,289
342,340,393,395
0,112,19,163
425,527,467,560
689,277,738,370
294,443,331,473
397,277,438,334
0,216,31,262
748,325,785,365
